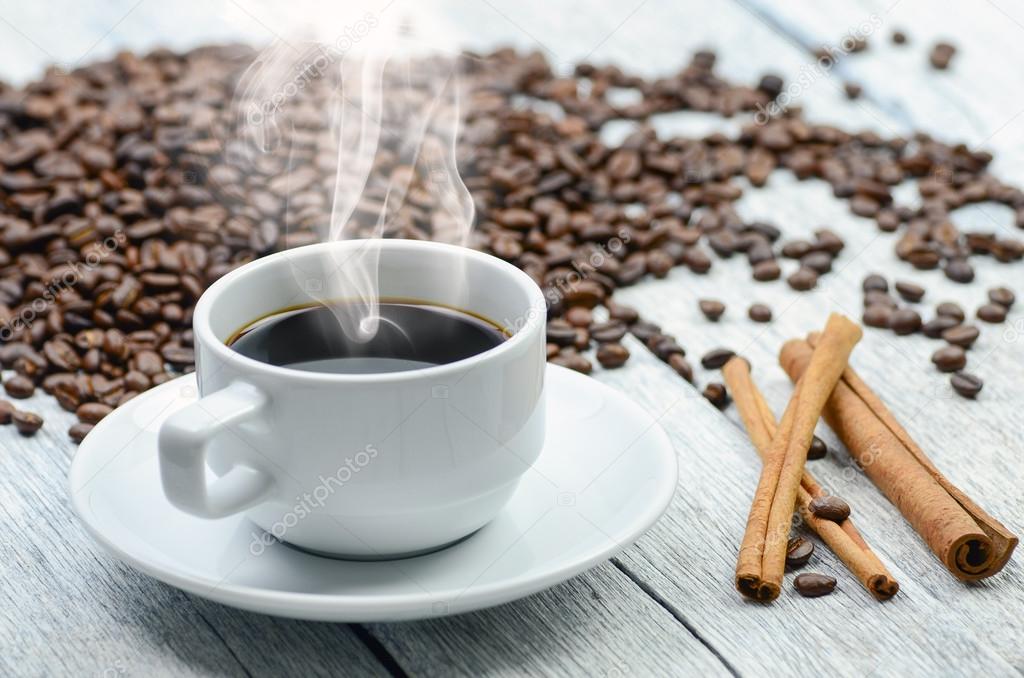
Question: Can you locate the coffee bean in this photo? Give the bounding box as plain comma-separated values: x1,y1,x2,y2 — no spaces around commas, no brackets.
808,495,851,522
748,303,772,323
862,274,888,293
787,267,818,291
550,349,592,375
844,82,862,100
668,354,694,382
889,308,922,335
988,286,1015,308
922,315,960,338
801,251,833,274
977,303,1007,323
862,304,893,328
0,400,14,424
565,306,593,327
944,259,974,283
929,41,956,69
701,348,736,370
892,29,908,45
752,260,781,281
942,324,980,348
647,336,685,360
950,372,983,399
77,402,114,424
699,299,726,321
4,375,35,399
793,573,837,597
12,410,43,436
894,281,925,303
68,422,94,444
629,321,662,343
546,319,577,346
932,345,967,372
607,302,639,325
590,320,628,343
702,382,730,409
935,302,965,322
807,435,828,460
786,537,814,568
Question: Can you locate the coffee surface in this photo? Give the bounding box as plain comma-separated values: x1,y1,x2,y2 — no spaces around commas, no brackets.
229,301,507,374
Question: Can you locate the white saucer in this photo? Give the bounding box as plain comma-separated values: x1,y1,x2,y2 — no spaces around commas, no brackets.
70,365,677,622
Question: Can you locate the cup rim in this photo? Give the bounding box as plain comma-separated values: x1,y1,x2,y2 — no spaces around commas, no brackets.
193,239,547,384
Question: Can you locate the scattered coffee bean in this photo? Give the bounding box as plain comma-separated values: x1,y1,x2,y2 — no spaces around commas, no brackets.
590,321,628,344
950,372,983,399
808,495,851,522
701,348,736,370
0,400,14,425
752,260,781,281
12,410,43,436
794,572,837,597
988,286,1015,308
862,274,888,293
942,324,980,348
929,41,956,70
922,315,960,338
894,281,925,303
702,382,730,409
699,299,726,321
748,303,772,323
77,402,114,424
807,436,828,460
787,267,818,291
786,537,815,568
550,349,592,375
68,422,95,444
862,304,893,328
596,343,630,369
944,259,974,283
889,308,922,335
630,321,662,343
977,303,1008,323
932,345,967,372
4,375,35,400
668,354,694,382
935,302,966,322
565,306,593,327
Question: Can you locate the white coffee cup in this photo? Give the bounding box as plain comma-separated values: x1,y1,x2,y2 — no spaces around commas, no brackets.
158,239,547,559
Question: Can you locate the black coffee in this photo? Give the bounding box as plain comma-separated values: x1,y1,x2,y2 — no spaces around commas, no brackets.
228,300,508,374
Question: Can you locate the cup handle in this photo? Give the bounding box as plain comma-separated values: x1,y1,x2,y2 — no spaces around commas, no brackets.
158,381,275,518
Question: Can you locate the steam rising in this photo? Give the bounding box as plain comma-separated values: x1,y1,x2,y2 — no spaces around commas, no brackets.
234,8,474,342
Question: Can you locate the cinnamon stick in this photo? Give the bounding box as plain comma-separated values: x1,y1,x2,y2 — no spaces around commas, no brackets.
723,357,899,600
780,335,1018,581
734,313,862,601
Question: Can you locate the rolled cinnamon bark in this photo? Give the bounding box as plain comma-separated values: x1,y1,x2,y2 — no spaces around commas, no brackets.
734,313,862,601
723,357,899,600
780,336,1018,581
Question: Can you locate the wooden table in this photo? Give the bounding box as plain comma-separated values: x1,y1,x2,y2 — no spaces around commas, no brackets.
2,1,1023,675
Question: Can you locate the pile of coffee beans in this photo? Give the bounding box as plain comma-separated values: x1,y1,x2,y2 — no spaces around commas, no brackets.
860,273,1012,398
0,40,1018,439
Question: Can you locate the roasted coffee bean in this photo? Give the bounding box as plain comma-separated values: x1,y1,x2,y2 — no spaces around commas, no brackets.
808,495,851,522
596,343,630,369
922,315,960,338
894,281,925,303
68,422,94,444
862,304,893,328
787,267,818,291
748,303,772,323
801,251,833,274
701,348,736,370
935,302,965,322
12,410,43,436
793,573,837,597
752,260,781,281
565,306,592,328
702,382,730,409
944,259,974,283
889,308,922,335
892,29,908,44
629,321,662,343
864,290,897,309
550,349,592,375
668,353,694,382
0,400,14,425
932,345,967,372
929,41,956,69
590,320,628,343
786,537,814,568
546,319,577,346
977,303,1008,323
648,336,685,360
77,402,114,424
607,302,639,325
546,343,560,360
4,375,35,399
950,372,984,399
942,324,980,348
698,299,726,321
807,436,828,460
862,273,888,293
988,286,1015,308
